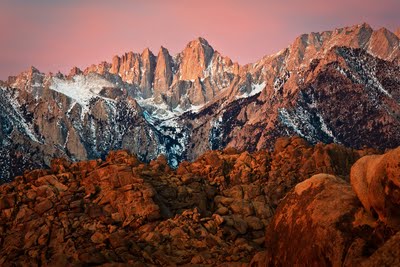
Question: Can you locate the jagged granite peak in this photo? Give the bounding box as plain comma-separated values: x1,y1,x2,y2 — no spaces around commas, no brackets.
248,23,400,100
83,61,111,75
18,66,42,79
395,27,400,39
269,23,400,73
5,65,47,92
68,66,83,78
333,22,373,47
178,37,215,80
139,48,156,98
367,27,400,62
109,48,157,98
27,65,40,75
112,51,141,84
154,46,174,102
1,24,400,182
110,54,120,74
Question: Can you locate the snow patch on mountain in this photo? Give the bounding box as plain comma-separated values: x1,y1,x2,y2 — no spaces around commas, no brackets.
236,82,266,99
316,112,337,142
278,108,304,137
273,70,290,92
1,87,39,143
147,114,189,168
138,97,205,121
209,116,224,150
50,74,115,109
338,47,393,99
137,98,176,120
278,106,337,144
139,103,191,168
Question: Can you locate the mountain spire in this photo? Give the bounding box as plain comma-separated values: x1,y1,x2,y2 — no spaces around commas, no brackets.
154,46,173,102
178,37,214,80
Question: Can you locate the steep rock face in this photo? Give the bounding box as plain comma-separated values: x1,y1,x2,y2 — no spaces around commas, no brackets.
92,37,235,111
207,46,400,156
284,47,400,149
1,24,400,182
395,28,400,39
110,52,141,84
84,61,110,75
181,28,400,161
108,49,157,98
178,37,214,81
68,67,82,78
368,27,400,62
139,48,156,98
153,46,174,101
275,23,399,72
0,73,162,182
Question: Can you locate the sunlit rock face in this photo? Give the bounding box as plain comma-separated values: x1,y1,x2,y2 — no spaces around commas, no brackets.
251,145,400,267
0,137,376,265
1,23,400,182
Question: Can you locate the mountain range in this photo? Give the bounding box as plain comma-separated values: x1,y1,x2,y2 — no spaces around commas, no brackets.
1,23,400,183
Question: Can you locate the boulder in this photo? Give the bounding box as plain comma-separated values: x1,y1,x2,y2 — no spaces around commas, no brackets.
362,230,400,266
262,174,376,267
351,147,400,229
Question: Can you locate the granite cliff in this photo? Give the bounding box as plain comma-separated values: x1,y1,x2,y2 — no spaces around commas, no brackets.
1,23,400,182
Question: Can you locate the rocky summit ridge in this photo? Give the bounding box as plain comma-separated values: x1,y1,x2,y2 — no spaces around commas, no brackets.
1,23,400,182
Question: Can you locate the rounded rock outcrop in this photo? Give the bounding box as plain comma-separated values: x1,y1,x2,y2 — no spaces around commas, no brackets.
261,174,376,267
350,147,400,229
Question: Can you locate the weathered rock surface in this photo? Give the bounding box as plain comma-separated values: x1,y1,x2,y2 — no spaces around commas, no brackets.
1,24,400,183
260,174,377,266
0,151,163,266
265,137,374,207
362,231,400,267
351,147,400,229
0,137,373,266
251,147,400,267
395,28,400,39
154,46,173,101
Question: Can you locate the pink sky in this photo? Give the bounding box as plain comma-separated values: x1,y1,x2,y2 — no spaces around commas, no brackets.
0,0,399,80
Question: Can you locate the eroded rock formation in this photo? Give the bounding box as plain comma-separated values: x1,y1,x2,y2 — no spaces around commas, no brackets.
1,24,400,183
0,137,375,266
252,145,400,267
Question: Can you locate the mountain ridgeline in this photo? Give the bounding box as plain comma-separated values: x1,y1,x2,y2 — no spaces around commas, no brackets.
1,23,400,182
